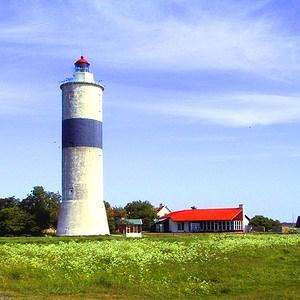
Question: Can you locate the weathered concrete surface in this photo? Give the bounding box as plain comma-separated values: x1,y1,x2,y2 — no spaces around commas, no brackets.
57,67,109,236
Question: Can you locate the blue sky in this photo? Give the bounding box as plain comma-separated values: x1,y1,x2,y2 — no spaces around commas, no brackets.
1,0,300,221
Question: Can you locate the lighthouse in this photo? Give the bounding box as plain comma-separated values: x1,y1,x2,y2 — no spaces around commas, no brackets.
56,56,110,236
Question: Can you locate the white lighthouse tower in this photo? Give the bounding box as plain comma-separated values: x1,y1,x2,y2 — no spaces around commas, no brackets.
56,56,110,236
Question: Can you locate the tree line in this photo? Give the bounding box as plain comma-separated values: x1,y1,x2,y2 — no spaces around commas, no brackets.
0,186,60,236
0,186,283,236
105,200,158,233
249,215,281,231
0,186,158,236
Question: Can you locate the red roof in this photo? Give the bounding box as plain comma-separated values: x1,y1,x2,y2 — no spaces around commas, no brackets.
163,208,243,222
75,56,90,66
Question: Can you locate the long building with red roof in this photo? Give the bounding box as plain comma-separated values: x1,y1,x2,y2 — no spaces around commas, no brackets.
155,204,249,233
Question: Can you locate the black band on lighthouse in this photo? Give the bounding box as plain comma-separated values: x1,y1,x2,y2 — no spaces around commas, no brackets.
62,118,102,148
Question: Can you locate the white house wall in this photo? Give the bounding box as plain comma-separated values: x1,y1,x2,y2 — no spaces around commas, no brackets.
157,206,171,218
169,220,189,232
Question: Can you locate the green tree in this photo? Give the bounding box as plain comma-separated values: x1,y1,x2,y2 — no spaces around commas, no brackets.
111,206,127,233
20,186,61,234
0,196,19,210
124,200,157,231
104,201,127,233
0,206,33,235
249,215,281,231
104,201,115,233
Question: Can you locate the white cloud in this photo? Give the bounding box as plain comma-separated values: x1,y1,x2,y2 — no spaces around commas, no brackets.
2,1,300,127
1,0,300,76
110,91,300,126
86,0,300,76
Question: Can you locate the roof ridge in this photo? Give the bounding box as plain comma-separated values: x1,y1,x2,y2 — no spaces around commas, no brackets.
168,207,241,212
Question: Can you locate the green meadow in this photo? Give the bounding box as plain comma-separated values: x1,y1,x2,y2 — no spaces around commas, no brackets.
0,234,299,300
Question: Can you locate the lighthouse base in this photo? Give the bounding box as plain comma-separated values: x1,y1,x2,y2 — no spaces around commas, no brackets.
56,200,110,236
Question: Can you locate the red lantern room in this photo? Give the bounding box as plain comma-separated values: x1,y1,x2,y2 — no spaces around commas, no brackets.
74,56,90,72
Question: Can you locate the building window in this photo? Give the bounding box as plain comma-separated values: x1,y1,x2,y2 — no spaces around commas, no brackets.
190,223,201,232
156,223,164,232
200,222,204,231
156,224,160,232
177,222,184,231
214,222,219,231
236,221,242,230
207,222,210,231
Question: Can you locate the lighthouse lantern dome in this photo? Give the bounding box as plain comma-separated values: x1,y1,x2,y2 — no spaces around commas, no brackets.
74,56,90,72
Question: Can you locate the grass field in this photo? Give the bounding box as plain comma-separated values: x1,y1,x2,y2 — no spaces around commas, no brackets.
0,233,299,299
